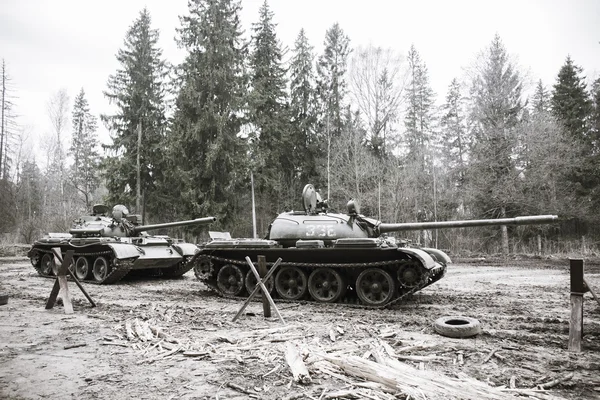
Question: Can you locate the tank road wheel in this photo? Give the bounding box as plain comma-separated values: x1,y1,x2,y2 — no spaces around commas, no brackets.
245,272,274,294
397,262,422,288
92,257,111,282
308,268,346,303
275,266,308,300
193,255,213,281
356,268,396,306
40,253,55,276
216,264,245,296
75,257,91,280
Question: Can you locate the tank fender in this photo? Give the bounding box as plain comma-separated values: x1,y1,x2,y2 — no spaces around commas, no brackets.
398,247,442,270
172,243,199,257
106,243,143,260
420,247,452,265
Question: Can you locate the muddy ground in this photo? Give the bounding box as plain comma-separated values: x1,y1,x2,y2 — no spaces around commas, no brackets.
1,256,600,400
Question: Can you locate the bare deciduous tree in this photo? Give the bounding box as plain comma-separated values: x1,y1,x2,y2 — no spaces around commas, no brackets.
349,45,406,156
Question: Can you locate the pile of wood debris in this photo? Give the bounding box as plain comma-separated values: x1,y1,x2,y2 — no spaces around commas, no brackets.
97,317,570,399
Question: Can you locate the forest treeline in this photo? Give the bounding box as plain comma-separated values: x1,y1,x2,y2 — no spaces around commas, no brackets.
1,0,599,255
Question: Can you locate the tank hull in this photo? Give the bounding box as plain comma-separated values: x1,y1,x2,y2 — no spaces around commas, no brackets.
27,237,199,284
191,238,448,307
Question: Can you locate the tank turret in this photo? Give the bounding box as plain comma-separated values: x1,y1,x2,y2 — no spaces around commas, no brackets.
69,205,216,238
267,184,557,247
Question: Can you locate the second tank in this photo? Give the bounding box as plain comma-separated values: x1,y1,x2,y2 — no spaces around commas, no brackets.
28,204,216,284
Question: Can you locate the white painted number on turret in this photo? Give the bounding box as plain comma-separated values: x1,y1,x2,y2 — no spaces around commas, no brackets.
305,224,337,237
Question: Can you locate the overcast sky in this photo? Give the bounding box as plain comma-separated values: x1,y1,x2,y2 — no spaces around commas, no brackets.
1,0,599,161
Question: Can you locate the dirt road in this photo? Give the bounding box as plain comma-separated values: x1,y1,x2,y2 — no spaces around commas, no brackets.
1,256,600,399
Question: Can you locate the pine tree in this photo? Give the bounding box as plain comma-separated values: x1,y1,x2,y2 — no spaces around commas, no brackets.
289,28,320,184
551,56,592,145
102,8,169,219
440,78,469,190
316,23,351,197
15,159,43,242
591,77,600,147
247,1,293,213
532,79,551,115
404,45,436,166
402,45,436,224
69,88,100,210
467,35,525,252
550,57,597,208
170,0,248,230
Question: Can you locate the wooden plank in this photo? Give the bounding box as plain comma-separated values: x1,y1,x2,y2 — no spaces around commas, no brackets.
58,276,73,314
568,294,583,352
258,255,271,318
67,269,97,307
45,280,61,310
285,341,311,384
53,249,74,314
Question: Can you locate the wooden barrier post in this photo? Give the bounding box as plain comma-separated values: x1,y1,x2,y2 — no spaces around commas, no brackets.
258,255,271,318
568,259,585,352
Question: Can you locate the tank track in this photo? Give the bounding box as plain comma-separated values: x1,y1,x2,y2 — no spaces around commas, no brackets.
194,254,446,309
29,247,133,284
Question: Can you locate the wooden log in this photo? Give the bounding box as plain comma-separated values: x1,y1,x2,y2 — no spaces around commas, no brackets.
285,342,311,384
320,347,514,400
538,372,574,390
64,343,87,350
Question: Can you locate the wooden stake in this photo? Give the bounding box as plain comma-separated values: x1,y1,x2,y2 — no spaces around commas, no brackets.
569,294,583,352
258,255,271,318
569,259,585,352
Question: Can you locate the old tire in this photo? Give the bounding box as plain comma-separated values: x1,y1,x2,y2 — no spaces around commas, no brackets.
0,294,8,306
433,316,481,338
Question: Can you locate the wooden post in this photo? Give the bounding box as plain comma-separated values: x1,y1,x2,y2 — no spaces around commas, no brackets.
258,255,271,318
568,259,585,352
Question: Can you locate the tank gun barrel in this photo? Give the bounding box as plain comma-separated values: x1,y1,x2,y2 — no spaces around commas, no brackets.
378,215,558,235
133,216,217,234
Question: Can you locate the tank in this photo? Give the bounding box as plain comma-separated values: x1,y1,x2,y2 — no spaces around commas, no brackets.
191,184,558,307
27,204,216,284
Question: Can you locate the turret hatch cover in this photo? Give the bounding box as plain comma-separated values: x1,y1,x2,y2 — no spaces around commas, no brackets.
302,184,317,213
